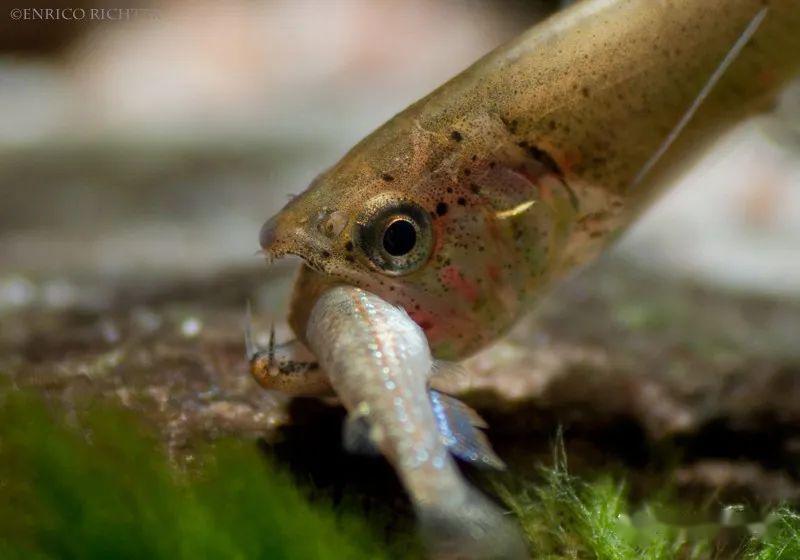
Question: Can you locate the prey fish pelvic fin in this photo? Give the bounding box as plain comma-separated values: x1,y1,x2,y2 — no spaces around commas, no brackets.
343,389,505,470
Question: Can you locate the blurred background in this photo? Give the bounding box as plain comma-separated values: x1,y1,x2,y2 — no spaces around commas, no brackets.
0,0,551,283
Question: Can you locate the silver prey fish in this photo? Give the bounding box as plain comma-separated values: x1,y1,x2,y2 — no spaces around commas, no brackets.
248,285,527,559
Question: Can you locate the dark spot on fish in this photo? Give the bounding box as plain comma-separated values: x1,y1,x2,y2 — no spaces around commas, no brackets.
464,169,471,176
279,361,320,375
517,141,564,177
345,255,355,263
470,183,481,194
581,87,590,97
451,130,463,142
471,154,477,162
321,250,331,259
436,202,448,216
457,197,466,206
489,161,496,169
345,240,354,251
381,173,395,182
501,117,519,134
548,120,557,130
447,187,453,193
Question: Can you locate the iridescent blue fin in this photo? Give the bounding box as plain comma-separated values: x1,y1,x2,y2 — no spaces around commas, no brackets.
343,391,505,469
429,390,506,470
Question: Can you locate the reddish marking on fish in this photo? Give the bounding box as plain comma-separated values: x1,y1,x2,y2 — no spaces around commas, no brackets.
561,148,583,172
487,264,502,283
541,137,573,172
431,212,448,255
439,265,479,303
407,306,436,330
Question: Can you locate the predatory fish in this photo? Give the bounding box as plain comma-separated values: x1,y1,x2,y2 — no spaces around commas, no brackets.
249,0,800,557
259,0,800,361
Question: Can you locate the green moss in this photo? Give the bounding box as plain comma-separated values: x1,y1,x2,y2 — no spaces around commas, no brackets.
494,438,800,560
746,509,800,560
0,391,391,560
493,440,705,560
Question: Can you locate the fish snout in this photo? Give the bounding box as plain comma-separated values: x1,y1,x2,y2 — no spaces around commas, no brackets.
258,202,352,275
259,213,281,253
258,210,303,263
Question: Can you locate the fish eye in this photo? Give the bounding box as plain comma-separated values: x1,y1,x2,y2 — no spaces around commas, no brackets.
355,199,433,276
383,218,416,256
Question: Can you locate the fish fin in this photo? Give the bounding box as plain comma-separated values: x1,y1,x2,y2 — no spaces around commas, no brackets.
244,300,259,361
431,359,468,381
342,411,381,456
629,5,768,191
244,301,276,363
431,388,488,429
429,390,505,470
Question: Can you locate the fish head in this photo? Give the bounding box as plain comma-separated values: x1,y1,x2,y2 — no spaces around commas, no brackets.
261,119,577,359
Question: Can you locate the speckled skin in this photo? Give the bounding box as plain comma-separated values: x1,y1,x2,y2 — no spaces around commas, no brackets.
306,286,526,559
259,0,800,361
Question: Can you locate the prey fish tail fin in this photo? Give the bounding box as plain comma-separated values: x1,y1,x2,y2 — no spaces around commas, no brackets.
417,485,527,560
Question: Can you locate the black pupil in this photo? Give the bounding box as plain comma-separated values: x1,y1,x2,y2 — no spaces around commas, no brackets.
382,219,417,257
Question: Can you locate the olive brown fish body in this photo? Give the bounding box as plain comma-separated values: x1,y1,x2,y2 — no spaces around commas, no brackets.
260,0,800,360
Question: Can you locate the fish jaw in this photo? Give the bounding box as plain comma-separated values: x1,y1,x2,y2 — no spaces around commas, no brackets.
258,176,395,293
258,193,342,275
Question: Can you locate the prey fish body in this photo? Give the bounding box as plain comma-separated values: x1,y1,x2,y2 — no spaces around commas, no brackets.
259,0,800,360
305,286,526,559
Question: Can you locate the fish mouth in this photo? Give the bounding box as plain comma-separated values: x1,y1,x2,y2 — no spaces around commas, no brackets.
259,215,327,272
258,210,357,280
258,206,320,259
